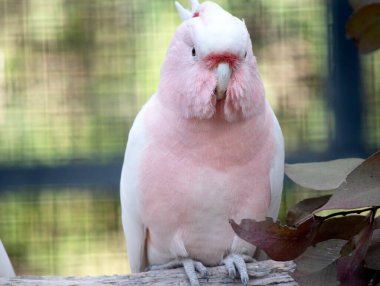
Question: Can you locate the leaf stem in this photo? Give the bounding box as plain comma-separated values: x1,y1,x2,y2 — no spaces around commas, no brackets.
316,206,380,221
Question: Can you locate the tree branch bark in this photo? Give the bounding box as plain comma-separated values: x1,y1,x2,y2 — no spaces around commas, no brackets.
0,260,297,286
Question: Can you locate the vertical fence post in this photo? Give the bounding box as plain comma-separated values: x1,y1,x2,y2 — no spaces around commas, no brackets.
328,0,364,157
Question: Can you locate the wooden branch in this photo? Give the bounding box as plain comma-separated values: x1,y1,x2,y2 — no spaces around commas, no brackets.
0,260,297,286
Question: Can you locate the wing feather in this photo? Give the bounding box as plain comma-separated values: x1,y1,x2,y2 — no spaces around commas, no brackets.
267,109,285,219
0,240,15,277
120,100,150,272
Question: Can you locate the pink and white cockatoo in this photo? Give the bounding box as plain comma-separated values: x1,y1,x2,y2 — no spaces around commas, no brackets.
120,1,284,285
0,240,15,278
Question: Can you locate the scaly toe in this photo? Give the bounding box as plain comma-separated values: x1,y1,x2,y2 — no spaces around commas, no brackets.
146,258,182,271
222,255,237,279
194,261,208,278
233,254,249,285
222,253,250,285
147,258,208,286
183,258,201,286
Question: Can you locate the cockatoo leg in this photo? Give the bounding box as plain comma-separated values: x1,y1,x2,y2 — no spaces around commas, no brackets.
147,257,208,286
222,254,254,286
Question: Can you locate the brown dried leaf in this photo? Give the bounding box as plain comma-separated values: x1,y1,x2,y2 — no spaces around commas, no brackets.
285,158,364,190
286,195,331,226
230,216,322,261
357,22,380,54
346,3,380,54
317,152,380,211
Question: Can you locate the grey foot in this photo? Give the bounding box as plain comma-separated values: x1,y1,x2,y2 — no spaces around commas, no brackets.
147,257,208,286
222,254,254,286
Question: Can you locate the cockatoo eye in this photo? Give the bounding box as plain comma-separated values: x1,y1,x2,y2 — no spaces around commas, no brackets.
244,51,247,58
192,48,196,57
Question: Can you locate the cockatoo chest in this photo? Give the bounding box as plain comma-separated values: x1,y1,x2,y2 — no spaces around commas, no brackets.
138,98,275,264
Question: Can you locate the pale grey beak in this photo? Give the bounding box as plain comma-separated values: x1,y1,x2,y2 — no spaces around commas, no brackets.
215,62,232,100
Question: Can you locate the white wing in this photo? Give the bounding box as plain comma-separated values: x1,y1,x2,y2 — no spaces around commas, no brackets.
0,240,15,278
120,99,150,273
267,107,285,219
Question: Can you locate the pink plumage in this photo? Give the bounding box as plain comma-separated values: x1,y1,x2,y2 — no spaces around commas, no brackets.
120,1,284,284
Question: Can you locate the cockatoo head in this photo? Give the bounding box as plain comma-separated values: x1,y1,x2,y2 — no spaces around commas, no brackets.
158,0,265,122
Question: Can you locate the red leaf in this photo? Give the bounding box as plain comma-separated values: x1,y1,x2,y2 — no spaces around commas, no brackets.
230,216,322,261
337,218,376,286
286,195,331,226
315,215,369,244
365,229,380,270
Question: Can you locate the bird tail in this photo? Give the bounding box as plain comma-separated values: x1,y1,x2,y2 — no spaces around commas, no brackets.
0,240,16,278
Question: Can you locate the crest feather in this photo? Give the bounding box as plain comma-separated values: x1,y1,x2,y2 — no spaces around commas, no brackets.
175,0,200,21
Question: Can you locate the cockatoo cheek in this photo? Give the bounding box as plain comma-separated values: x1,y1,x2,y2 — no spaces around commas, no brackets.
183,66,217,119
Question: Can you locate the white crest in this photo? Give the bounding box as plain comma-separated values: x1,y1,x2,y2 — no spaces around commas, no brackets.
174,0,200,21
190,0,200,13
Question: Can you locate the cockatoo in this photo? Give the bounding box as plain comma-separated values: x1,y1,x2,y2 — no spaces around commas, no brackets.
120,1,284,285
0,240,15,278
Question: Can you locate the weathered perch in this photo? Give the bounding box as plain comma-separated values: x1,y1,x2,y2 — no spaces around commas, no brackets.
0,260,297,286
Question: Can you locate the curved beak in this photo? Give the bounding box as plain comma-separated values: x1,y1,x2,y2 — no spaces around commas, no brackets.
215,62,232,100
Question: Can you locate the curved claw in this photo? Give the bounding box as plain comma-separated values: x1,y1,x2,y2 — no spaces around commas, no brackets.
222,254,251,286
223,255,237,279
147,257,208,286
183,258,201,286
194,261,208,278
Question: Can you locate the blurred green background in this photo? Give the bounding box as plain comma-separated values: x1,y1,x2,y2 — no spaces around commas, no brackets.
0,0,379,276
